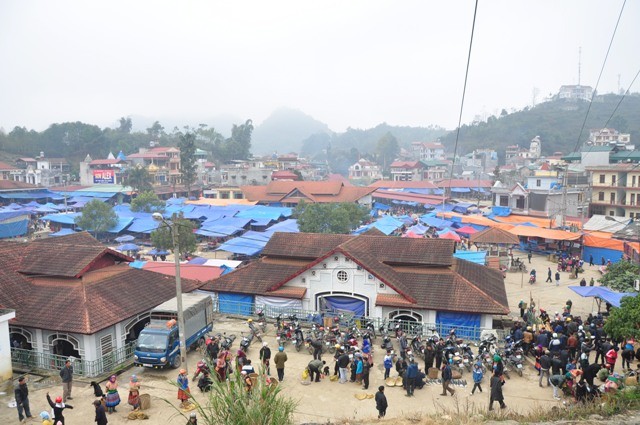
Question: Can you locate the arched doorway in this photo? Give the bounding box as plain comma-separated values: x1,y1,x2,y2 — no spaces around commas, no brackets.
316,292,369,319
49,334,82,359
9,327,33,350
388,310,424,335
123,313,151,345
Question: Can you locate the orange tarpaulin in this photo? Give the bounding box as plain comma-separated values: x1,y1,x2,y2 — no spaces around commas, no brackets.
494,215,556,228
583,234,624,251
436,212,514,230
508,225,582,241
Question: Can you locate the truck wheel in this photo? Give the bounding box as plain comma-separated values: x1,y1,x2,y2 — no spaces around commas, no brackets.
171,355,182,369
197,337,206,354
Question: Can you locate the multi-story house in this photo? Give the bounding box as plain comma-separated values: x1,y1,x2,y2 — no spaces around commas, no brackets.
558,85,593,102
348,159,383,182
127,146,181,186
587,128,633,150
79,153,128,186
12,153,71,186
389,161,424,182
588,164,640,219
411,142,445,161
218,160,274,186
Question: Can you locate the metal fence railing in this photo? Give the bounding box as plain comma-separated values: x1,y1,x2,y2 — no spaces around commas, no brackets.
11,341,137,378
212,299,499,342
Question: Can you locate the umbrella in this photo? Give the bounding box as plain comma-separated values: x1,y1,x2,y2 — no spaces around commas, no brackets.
438,231,461,242
117,243,140,251
115,235,135,243
148,249,170,256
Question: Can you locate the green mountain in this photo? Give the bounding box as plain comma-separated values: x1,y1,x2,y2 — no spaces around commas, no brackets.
252,108,331,155
439,94,640,160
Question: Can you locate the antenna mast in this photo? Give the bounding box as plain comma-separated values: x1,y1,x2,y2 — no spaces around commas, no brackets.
578,47,582,85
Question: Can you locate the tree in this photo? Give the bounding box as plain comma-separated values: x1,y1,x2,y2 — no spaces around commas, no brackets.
493,165,501,182
178,132,198,197
146,121,164,140
184,369,297,425
150,214,197,256
603,294,640,340
598,261,640,292
294,201,369,234
375,132,399,170
118,117,132,134
124,165,153,194
74,199,117,237
131,190,165,213
230,119,253,160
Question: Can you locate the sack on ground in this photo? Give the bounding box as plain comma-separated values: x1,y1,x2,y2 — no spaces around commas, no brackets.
428,368,439,379
139,394,151,410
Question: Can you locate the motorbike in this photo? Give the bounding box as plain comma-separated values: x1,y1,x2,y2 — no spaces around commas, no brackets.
291,325,304,352
363,319,376,340
192,359,211,381
219,333,236,350
529,273,536,284
460,344,474,372
380,327,393,351
410,336,425,359
247,322,263,343
256,309,268,333
506,347,525,377
476,334,497,357
239,331,254,352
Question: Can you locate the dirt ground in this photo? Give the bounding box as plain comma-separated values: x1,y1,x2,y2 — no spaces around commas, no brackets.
0,252,614,424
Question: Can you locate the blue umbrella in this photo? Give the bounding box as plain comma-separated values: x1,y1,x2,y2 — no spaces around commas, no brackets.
115,235,135,243
117,243,140,251
148,248,170,256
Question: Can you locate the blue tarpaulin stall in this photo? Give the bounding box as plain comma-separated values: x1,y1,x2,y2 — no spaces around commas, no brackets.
373,202,391,211
453,251,487,265
235,206,292,221
107,217,134,233
217,237,267,256
569,286,637,308
436,311,481,338
50,228,77,237
420,215,453,229
582,246,624,264
321,296,366,317
218,292,254,315
40,213,80,225
0,211,29,238
0,190,65,200
127,217,160,233
491,206,511,217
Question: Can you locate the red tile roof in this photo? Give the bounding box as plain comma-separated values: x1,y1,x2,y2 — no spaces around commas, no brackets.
0,181,40,190
390,161,422,169
369,180,438,190
241,181,374,204
141,262,223,282
0,233,204,334
436,179,494,188
0,161,18,170
205,233,509,315
89,159,123,166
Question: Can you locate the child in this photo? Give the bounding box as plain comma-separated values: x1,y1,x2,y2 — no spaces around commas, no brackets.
471,361,484,394
383,351,393,379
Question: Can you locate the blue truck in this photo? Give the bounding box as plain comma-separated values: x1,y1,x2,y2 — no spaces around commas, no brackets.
134,293,213,369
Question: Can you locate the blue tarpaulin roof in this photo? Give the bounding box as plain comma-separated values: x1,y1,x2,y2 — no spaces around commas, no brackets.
53,191,117,199
369,215,404,235
451,187,471,193
217,236,266,256
196,226,244,237
0,218,28,238
373,202,391,211
107,217,134,233
453,251,487,265
406,224,428,235
420,215,453,229
264,219,299,234
569,286,638,308
40,213,80,225
127,217,160,233
491,206,511,217
0,190,65,200
250,217,273,227
235,206,293,221
0,211,30,221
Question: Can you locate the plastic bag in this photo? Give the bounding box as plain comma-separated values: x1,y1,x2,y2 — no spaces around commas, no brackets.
302,369,309,380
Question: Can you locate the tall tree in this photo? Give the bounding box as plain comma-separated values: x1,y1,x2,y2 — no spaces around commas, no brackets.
375,132,399,170
124,165,153,194
74,199,117,238
118,117,132,134
178,132,198,197
603,294,640,340
598,261,640,292
294,201,369,234
130,190,165,213
146,121,164,140
150,214,197,256
229,119,254,160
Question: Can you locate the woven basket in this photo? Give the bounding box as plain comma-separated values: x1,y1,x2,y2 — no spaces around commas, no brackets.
139,394,151,410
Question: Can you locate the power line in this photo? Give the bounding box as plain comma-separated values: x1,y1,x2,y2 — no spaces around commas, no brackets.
445,0,479,204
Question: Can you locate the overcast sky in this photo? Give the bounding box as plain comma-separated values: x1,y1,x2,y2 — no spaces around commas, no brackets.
1,1,638,133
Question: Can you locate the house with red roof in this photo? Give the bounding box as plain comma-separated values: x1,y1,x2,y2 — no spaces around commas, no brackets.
201,233,509,331
241,181,375,207
0,232,203,376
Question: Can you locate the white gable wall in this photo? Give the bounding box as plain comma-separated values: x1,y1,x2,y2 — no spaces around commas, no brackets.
284,253,401,316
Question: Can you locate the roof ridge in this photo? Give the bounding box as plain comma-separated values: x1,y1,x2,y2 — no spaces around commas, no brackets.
453,260,509,314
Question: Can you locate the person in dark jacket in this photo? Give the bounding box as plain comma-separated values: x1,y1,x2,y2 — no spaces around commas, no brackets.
60,359,74,402
14,376,32,422
309,338,324,360
405,360,418,396
94,399,108,425
47,392,73,425
424,343,435,370
440,363,455,396
361,359,371,390
489,372,506,410
375,386,388,419
539,351,551,387
583,363,602,387
259,342,271,375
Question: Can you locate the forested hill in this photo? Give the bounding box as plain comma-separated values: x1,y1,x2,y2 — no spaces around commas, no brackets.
439,94,640,158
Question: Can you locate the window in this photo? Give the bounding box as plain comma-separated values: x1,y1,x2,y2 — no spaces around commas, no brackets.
599,174,605,184
100,334,113,356
612,175,617,185
633,176,637,187
610,193,616,204
336,270,349,282
598,192,605,201
536,179,541,187
233,192,243,199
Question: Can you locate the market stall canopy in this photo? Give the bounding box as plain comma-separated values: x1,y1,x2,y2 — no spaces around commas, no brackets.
569,286,638,308
115,234,135,243
455,226,478,235
470,227,520,245
508,225,581,241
